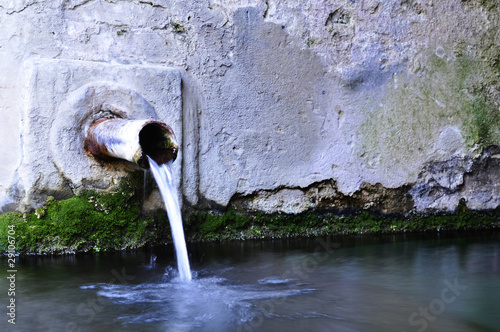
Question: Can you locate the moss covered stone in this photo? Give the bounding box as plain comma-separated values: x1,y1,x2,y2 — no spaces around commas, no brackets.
187,203,499,242
2,189,498,254
0,179,171,255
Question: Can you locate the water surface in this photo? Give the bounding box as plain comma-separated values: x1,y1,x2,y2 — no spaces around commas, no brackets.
1,232,499,331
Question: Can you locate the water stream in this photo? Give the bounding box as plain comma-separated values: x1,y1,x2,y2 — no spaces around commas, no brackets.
147,156,191,281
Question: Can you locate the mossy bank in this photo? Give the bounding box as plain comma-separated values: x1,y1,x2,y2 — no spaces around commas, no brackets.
1,190,498,255
0,186,172,255
187,202,499,242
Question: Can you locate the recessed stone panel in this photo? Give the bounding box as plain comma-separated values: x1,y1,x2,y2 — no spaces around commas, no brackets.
16,59,182,210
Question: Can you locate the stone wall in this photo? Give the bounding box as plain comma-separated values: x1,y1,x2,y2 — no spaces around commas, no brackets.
1,0,499,215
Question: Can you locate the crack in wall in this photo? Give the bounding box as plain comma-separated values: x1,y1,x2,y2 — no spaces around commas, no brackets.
227,145,500,215
411,145,500,211
229,179,414,215
0,0,38,14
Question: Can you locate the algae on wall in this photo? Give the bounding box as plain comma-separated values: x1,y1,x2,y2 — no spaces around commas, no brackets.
360,48,500,180
186,203,499,242
359,0,500,166
0,174,171,255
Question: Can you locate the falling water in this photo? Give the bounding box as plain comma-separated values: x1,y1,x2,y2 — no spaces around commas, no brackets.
147,156,191,281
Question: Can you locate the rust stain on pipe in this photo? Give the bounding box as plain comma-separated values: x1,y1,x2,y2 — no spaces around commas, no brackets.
84,118,178,168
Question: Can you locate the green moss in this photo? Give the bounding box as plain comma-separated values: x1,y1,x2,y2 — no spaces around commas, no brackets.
188,209,250,238
463,94,500,145
0,174,172,255
171,22,186,33
186,203,499,242
3,192,498,253
462,0,498,11
427,53,448,74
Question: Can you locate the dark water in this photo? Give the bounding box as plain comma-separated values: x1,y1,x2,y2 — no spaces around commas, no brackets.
1,232,499,332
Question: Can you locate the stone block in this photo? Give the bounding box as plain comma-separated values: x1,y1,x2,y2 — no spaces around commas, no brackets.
13,59,182,211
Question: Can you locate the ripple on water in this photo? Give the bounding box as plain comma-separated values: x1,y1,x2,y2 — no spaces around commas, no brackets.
86,270,314,330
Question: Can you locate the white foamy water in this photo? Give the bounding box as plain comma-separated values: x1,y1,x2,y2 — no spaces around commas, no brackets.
147,156,192,281
94,275,310,331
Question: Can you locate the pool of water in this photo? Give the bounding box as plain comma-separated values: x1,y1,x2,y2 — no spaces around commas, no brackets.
1,231,499,331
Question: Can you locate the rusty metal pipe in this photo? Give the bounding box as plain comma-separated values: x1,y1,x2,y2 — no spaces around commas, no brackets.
84,118,178,168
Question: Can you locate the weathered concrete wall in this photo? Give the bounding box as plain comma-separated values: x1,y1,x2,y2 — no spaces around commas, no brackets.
1,0,499,215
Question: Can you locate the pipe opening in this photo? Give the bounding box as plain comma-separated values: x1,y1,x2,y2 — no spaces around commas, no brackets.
139,123,178,167
84,118,178,169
